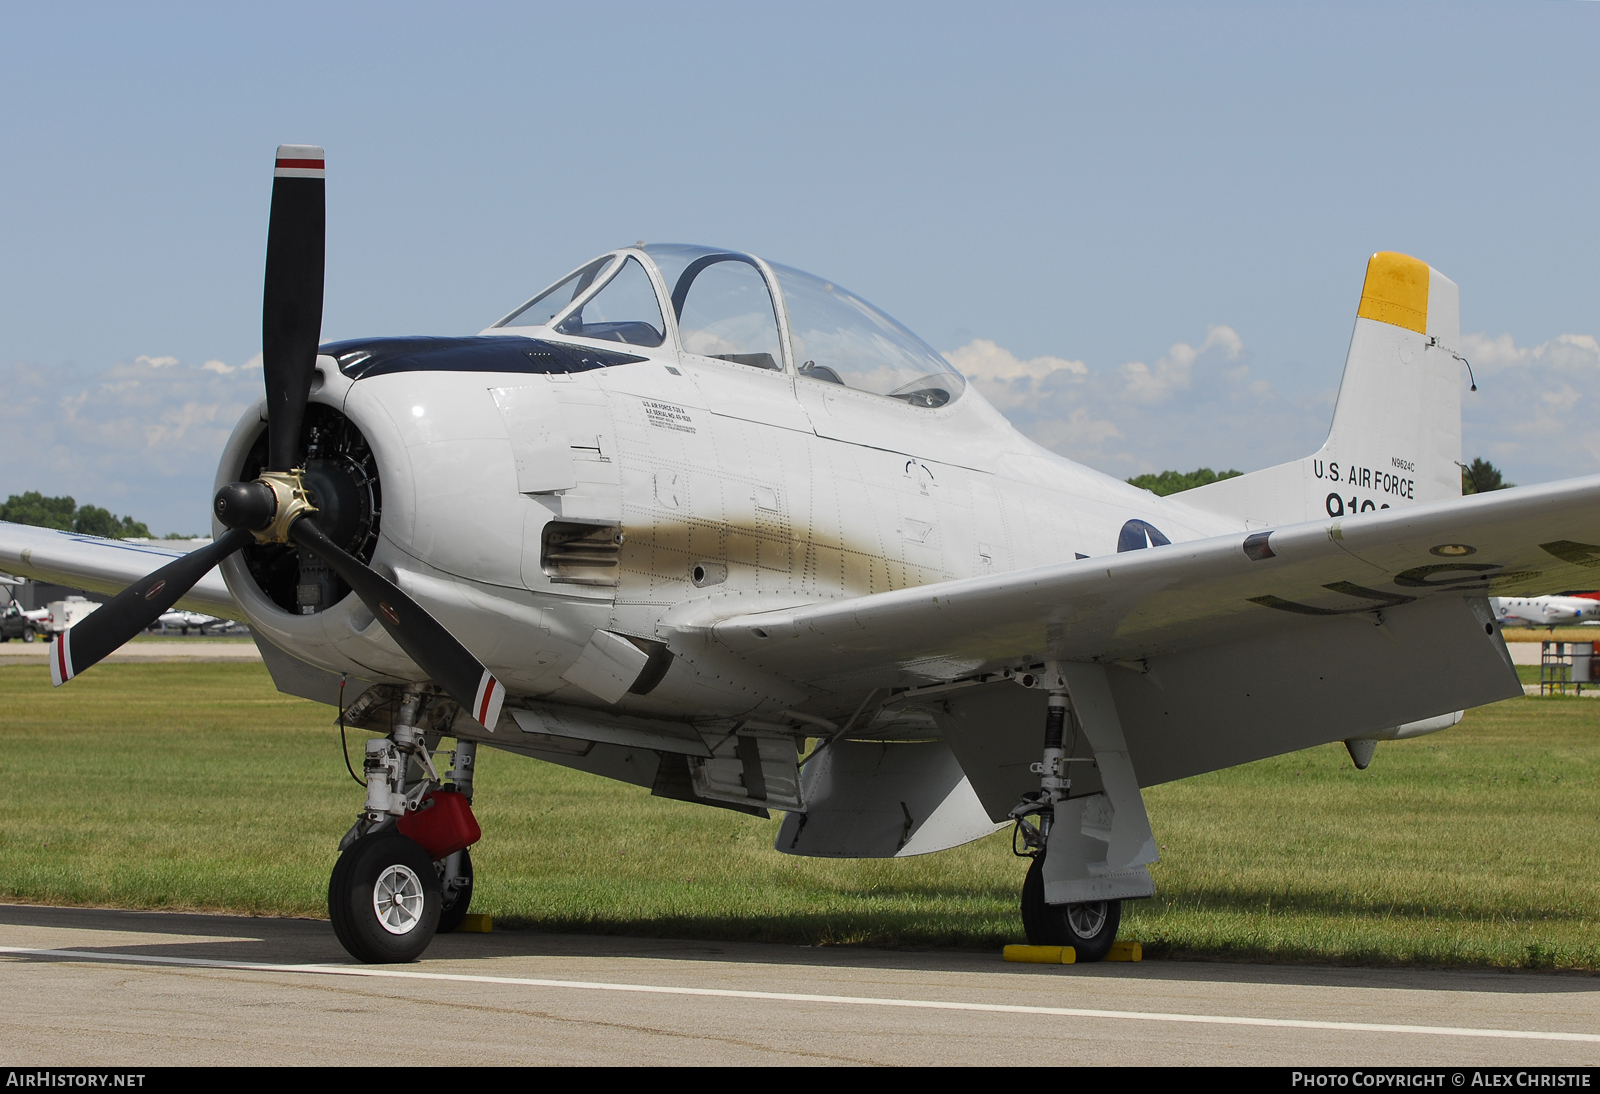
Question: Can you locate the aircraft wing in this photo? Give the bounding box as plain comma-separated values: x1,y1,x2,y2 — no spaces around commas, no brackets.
674,475,1600,696
0,522,241,619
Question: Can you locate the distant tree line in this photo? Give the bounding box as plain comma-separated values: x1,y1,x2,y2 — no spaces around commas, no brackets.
1129,459,1514,497
0,491,177,539
1127,468,1242,496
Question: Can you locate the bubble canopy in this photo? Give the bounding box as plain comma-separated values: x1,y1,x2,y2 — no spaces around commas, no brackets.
493,244,964,408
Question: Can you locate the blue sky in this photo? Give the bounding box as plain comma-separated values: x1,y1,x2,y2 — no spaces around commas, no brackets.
3,2,1596,533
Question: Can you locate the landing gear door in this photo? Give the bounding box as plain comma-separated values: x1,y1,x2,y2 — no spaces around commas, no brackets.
688,730,804,812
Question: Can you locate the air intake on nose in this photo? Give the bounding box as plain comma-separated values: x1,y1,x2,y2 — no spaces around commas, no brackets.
540,521,621,586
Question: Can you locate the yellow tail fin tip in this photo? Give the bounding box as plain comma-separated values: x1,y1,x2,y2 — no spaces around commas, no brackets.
1357,251,1430,334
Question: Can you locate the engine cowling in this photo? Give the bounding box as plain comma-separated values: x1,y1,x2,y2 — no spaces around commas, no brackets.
212,358,422,683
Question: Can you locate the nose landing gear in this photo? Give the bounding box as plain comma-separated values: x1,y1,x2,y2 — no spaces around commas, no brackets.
436,847,475,935
329,691,482,963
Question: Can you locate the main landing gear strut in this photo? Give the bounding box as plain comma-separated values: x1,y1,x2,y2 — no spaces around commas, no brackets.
1009,671,1123,962
329,691,482,963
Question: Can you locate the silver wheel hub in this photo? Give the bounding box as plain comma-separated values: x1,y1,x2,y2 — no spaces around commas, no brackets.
373,863,425,935
1067,901,1108,939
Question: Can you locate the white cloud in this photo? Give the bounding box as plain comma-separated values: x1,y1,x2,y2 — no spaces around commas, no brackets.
1461,331,1600,375
1453,332,1600,486
1119,326,1243,403
944,326,1329,479
0,353,262,535
1033,407,1124,452
203,352,263,375
948,325,1600,489
945,338,1088,381
944,339,1088,411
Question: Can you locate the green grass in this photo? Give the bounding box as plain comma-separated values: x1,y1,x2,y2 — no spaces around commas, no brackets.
1,661,1598,968
1502,628,1600,644
1135,697,1600,968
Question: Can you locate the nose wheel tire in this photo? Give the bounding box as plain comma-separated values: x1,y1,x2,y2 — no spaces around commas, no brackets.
329,832,441,963
1020,854,1122,962
436,847,474,934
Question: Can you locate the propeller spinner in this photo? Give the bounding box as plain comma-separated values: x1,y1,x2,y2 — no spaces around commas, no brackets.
52,146,505,732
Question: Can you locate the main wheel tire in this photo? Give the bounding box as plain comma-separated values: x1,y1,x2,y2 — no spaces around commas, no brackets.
22,629,35,643
328,832,442,963
1020,854,1122,962
436,847,474,934
326,839,360,948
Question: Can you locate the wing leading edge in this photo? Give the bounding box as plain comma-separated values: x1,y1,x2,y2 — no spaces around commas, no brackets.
0,522,241,619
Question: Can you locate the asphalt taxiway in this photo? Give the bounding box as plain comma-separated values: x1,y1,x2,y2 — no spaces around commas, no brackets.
0,640,262,663
0,905,1596,1066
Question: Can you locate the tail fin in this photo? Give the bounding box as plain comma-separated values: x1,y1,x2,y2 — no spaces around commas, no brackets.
1182,252,1464,528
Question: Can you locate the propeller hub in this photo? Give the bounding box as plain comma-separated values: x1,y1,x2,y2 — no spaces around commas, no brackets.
214,481,275,532
214,472,318,545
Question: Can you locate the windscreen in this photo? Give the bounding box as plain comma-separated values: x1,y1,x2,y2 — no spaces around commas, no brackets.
555,257,666,347
495,255,617,328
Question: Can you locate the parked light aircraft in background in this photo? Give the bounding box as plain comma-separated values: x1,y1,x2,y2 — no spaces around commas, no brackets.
4,146,1599,964
154,609,226,634
1492,593,1600,628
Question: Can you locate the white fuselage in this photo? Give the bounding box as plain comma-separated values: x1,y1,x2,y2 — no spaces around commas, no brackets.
215,341,1239,722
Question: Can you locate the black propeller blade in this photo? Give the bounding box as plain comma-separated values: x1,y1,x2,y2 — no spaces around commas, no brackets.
50,528,253,686
262,144,326,472
54,143,508,731
289,519,505,728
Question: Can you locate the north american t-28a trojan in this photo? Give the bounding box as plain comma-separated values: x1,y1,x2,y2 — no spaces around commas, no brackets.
5,146,1597,963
